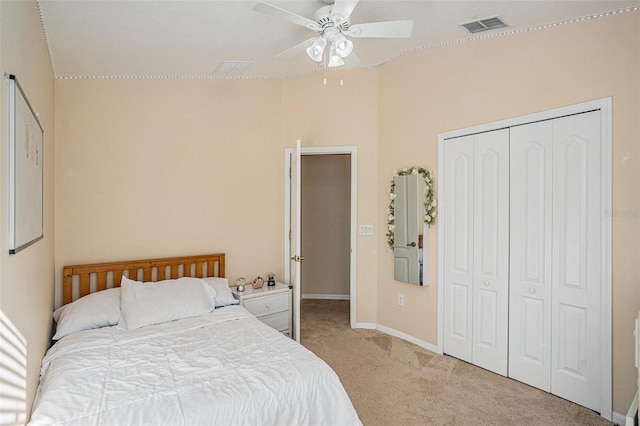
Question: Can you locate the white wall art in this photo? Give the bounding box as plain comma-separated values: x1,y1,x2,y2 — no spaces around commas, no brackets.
8,74,44,254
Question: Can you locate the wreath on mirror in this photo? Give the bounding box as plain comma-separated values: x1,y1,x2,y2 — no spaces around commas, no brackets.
386,167,437,250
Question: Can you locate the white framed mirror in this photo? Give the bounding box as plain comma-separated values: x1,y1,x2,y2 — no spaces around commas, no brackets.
386,167,436,285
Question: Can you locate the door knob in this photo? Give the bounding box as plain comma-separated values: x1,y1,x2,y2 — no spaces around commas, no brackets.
483,281,490,287
406,242,416,247
529,288,536,294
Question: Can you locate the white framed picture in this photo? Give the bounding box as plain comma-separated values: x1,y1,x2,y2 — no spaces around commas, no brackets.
8,74,44,254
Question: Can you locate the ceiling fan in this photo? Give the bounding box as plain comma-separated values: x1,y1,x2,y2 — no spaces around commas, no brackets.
253,0,414,69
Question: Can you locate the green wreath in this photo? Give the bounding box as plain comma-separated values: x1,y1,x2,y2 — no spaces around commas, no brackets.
386,167,437,250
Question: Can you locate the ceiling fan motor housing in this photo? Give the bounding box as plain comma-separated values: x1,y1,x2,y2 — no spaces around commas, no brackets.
313,5,351,34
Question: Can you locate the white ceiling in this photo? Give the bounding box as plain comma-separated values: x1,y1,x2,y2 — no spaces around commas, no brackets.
38,0,639,79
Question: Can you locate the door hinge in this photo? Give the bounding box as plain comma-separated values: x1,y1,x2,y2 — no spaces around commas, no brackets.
289,230,292,240
291,255,305,262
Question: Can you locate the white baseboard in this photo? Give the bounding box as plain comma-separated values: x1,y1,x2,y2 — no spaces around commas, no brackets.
302,294,350,300
610,407,636,425
376,324,439,354
613,411,626,425
352,322,438,353
353,322,376,330
619,389,638,426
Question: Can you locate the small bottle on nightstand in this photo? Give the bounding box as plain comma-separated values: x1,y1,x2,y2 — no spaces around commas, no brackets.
267,272,276,286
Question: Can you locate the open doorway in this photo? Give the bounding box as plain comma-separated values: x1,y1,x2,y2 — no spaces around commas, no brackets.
301,154,351,300
300,154,351,336
284,145,357,342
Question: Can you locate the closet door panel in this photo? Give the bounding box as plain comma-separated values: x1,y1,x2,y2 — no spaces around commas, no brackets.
551,111,601,411
509,121,553,391
443,135,474,362
472,129,509,376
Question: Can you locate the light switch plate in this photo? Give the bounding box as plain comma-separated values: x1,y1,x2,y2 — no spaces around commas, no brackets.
358,225,373,236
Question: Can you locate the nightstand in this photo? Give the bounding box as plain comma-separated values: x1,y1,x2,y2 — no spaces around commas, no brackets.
231,282,292,337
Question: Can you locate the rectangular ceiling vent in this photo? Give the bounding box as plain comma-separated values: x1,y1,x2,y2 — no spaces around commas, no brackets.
460,16,508,34
213,61,253,76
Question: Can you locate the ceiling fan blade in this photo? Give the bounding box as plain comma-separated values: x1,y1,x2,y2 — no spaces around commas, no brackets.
330,0,360,24
345,20,414,38
253,2,320,32
275,38,316,59
342,51,362,70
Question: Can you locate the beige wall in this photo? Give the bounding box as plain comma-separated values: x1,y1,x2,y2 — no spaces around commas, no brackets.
56,69,380,324
301,154,351,297
55,79,284,302
377,12,640,414
0,0,55,417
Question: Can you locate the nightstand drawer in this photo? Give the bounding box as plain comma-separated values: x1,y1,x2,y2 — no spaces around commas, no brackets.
260,311,290,333
243,292,289,317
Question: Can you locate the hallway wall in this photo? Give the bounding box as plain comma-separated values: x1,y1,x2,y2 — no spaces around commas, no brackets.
301,154,351,298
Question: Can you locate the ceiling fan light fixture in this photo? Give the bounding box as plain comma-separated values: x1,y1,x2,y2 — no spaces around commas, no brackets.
328,54,345,67
327,44,344,67
254,0,414,70
333,34,353,57
306,37,326,62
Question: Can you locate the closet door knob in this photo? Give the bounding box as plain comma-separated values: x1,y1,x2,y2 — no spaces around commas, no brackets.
265,303,271,309
483,281,490,287
529,288,536,294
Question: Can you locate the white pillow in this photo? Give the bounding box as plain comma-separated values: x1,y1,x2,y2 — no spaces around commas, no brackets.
52,287,121,340
201,277,239,307
119,276,217,330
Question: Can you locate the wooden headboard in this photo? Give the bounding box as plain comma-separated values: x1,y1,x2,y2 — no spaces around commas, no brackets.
63,253,225,305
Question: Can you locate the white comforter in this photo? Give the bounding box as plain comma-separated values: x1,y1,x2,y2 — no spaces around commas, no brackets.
30,306,361,426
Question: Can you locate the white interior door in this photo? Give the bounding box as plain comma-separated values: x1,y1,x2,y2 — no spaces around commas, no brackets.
443,135,474,363
550,111,601,411
285,145,359,337
472,129,509,376
509,120,553,391
290,139,302,343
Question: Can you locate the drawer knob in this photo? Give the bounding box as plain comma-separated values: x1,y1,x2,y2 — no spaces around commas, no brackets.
265,303,271,309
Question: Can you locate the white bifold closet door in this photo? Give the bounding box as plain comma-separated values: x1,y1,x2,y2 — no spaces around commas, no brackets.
509,111,602,411
443,110,602,412
508,120,554,391
443,129,509,375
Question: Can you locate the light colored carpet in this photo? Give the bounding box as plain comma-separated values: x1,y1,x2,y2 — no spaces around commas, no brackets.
300,299,612,426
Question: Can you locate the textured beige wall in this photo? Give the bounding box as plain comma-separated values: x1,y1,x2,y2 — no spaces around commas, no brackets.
281,69,379,323
55,79,284,303
55,71,379,319
0,0,55,416
301,154,351,297
55,70,379,321
377,11,640,414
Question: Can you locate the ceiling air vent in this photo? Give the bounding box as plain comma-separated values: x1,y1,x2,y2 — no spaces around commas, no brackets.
459,16,508,34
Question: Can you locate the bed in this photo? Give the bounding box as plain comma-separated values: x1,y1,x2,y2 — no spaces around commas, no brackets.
30,253,361,425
